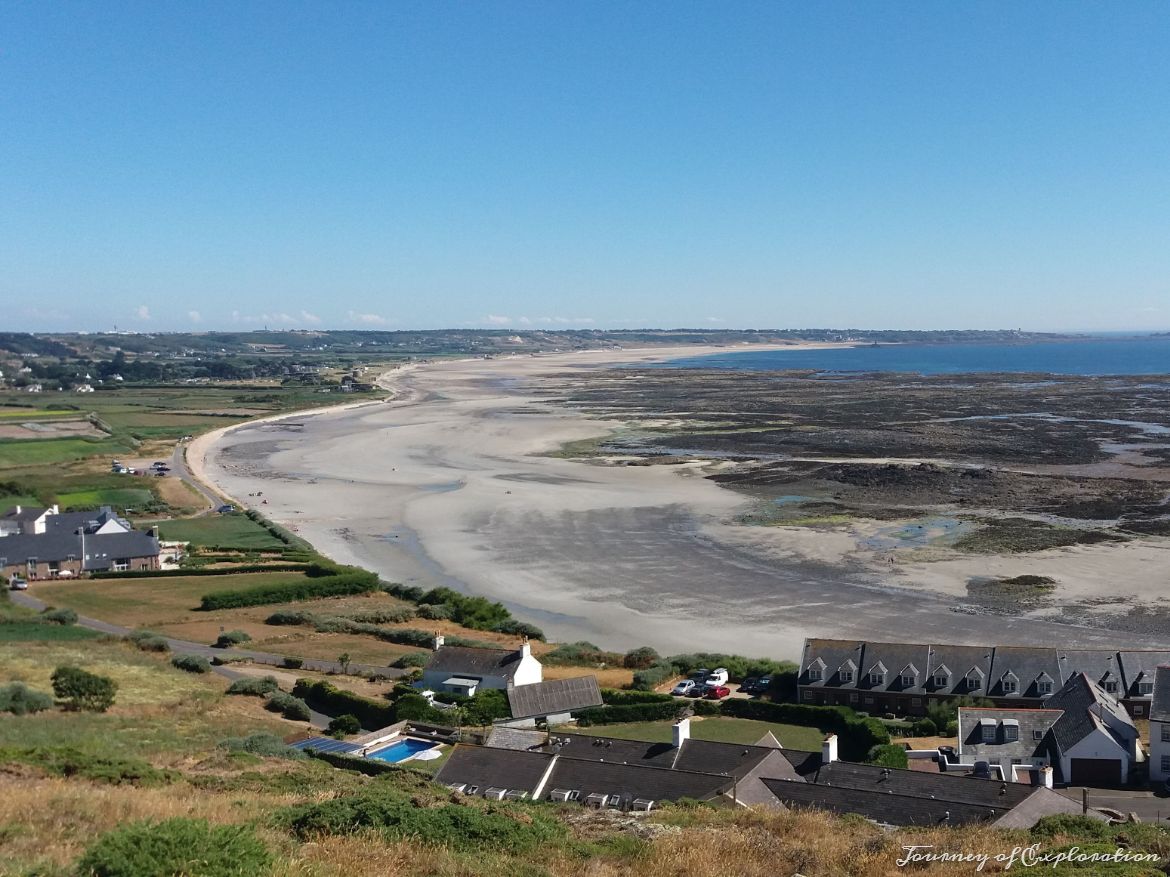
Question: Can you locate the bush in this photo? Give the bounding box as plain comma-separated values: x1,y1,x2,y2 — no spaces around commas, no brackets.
576,701,684,726
665,653,798,684
601,689,673,705
866,743,909,769
326,714,361,737
622,646,661,670
384,582,425,602
350,607,415,624
265,691,312,721
459,689,511,726
491,618,546,640
264,610,312,626
0,746,168,785
220,733,303,760
0,681,54,715
278,787,565,852
170,654,211,674
213,629,251,648
226,676,279,697
199,571,379,611
76,817,271,877
133,635,170,653
294,679,395,729
415,603,453,621
281,656,304,669
51,666,117,712
391,652,430,669
630,662,676,691
40,607,78,625
911,717,938,737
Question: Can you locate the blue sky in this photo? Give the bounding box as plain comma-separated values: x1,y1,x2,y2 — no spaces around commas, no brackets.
2,3,1168,333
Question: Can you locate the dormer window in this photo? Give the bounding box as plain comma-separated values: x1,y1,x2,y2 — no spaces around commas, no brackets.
1036,679,1053,696
1003,723,1019,742
1002,677,1018,694
1104,680,1118,694
869,671,885,686
900,673,916,688
839,669,854,683
807,667,822,682
1139,682,1154,696
980,721,996,743
966,674,981,690
933,671,950,689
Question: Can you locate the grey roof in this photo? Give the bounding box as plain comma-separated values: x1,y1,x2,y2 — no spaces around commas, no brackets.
506,676,602,720
434,744,554,794
761,778,1014,827
536,757,732,804
425,645,523,679
1057,650,1122,690
1152,667,1170,724
541,733,677,768
1118,651,1170,697
1044,673,1135,754
673,740,776,778
0,525,157,570
484,726,548,751
857,642,931,693
991,788,1110,830
808,760,1033,808
958,708,1062,762
80,531,160,570
925,644,996,696
1,505,49,524
800,639,867,688
728,749,805,807
987,647,1063,699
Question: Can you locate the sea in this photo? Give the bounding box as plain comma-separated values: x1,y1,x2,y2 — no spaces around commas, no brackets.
662,337,1170,377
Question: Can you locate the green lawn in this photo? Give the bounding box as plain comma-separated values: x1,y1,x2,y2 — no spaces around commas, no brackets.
572,716,826,750
154,515,287,550
0,622,102,642
0,437,135,468
57,487,155,510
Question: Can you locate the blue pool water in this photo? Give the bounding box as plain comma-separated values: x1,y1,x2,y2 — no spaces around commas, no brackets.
366,738,437,763
661,338,1170,376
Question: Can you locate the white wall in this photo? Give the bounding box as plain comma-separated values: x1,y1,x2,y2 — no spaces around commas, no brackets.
513,652,543,687
1150,721,1170,784
1062,729,1130,785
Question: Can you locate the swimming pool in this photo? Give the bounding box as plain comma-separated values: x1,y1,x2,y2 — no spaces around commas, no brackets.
366,737,439,763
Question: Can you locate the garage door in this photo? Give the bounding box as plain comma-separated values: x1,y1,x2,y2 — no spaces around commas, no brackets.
1070,758,1120,786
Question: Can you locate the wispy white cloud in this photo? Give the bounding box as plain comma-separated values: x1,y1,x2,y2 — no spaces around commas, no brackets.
484,314,512,325
188,310,202,323
300,310,321,324
348,310,389,325
533,316,595,325
135,305,151,321
706,316,725,323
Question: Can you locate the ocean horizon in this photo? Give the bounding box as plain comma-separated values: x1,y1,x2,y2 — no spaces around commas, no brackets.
662,337,1170,376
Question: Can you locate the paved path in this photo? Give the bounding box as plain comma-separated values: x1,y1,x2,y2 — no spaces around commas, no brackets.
171,441,219,515
10,590,406,731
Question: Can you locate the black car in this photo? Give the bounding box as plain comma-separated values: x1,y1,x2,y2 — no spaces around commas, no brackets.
740,677,760,694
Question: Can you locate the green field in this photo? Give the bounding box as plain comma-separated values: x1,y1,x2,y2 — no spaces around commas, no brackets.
573,716,825,750
57,487,155,510
154,515,287,550
0,622,102,642
0,436,135,468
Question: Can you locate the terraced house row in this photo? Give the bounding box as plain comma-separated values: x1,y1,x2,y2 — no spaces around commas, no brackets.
799,638,1170,719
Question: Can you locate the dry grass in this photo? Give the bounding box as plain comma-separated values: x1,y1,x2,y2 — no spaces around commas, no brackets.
543,662,634,688
155,475,207,510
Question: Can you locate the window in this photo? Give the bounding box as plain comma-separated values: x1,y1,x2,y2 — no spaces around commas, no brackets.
1036,680,1052,695
911,698,922,707
1162,755,1170,773
966,675,981,690
1004,724,1019,742
1161,725,1170,743
869,672,885,686
933,674,949,688
1002,679,1017,694
1033,729,1045,741
1134,705,1145,716
1139,682,1154,696
840,670,854,683
981,724,996,743
849,693,858,704
1104,680,1118,694
802,690,814,701
900,674,915,688
807,667,822,681
864,696,874,705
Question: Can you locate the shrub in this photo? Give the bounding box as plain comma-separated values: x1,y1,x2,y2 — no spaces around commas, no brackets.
226,676,279,697
220,733,303,760
265,691,312,721
349,607,415,624
665,653,798,683
170,654,211,674
278,787,565,852
199,571,379,611
213,629,251,648
415,603,453,621
265,610,312,626
391,652,430,669
281,656,304,669
576,701,683,726
76,817,271,877
133,635,170,653
911,717,938,737
294,679,395,729
543,641,623,666
0,746,168,785
491,618,546,640
326,714,361,737
40,607,78,625
1030,814,1117,842
630,662,675,691
51,666,117,712
622,646,661,670
0,681,54,715
458,689,511,726
210,655,250,666
601,689,673,705
384,582,425,602
866,743,909,769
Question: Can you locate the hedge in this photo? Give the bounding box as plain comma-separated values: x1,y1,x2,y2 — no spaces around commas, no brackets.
303,748,403,776
575,701,684,726
91,563,311,580
601,689,674,706
293,679,396,730
199,572,379,611
720,699,889,760
171,654,212,674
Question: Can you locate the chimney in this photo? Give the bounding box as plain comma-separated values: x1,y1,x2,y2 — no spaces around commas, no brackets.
1041,766,1054,789
822,733,839,764
520,637,531,659
672,718,691,748
433,632,445,650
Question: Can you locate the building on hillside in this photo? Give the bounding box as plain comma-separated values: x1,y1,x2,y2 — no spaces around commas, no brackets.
958,673,1140,786
420,634,543,696
500,675,603,727
799,638,1170,719
1144,666,1170,787
0,505,159,580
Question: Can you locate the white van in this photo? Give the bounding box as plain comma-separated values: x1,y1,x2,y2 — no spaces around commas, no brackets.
706,668,729,686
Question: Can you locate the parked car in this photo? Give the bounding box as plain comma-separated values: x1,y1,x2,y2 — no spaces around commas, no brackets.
216,504,236,514
740,676,760,694
704,685,731,700
690,668,711,683
706,668,729,686
671,679,697,696
750,676,773,695
8,576,28,590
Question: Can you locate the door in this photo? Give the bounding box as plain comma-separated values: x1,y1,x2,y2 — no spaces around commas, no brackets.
1070,758,1120,786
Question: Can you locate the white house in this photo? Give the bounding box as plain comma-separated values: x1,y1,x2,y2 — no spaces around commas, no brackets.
421,634,543,696
1148,666,1170,786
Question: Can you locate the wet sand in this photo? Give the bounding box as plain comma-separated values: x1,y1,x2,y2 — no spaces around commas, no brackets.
190,347,1169,660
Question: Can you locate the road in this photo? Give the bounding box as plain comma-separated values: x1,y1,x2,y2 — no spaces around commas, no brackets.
9,590,406,731
171,440,220,515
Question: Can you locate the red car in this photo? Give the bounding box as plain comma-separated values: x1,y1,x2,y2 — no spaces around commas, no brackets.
704,685,731,700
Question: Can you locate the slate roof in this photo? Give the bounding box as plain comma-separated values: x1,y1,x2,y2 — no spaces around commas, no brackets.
807,760,1033,809
857,642,932,692
1152,667,1170,724
765,778,1010,826
673,740,776,778
506,676,602,720
1057,650,1123,692
1118,651,1170,697
1044,673,1135,754
434,745,554,794
537,757,732,804
924,643,995,696
541,733,677,768
81,531,161,571
484,726,548,751
987,647,1063,699
1,506,48,525
425,645,523,679
991,788,1110,829
800,639,866,687
958,708,1062,762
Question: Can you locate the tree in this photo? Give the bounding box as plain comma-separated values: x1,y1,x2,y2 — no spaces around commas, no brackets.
336,652,352,674
326,714,361,738
866,743,909,770
926,694,994,733
622,646,661,670
51,666,117,712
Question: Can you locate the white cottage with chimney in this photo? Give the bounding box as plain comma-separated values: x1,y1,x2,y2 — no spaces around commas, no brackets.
421,635,543,697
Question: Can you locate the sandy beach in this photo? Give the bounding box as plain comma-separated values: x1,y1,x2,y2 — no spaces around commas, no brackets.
189,345,1170,660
